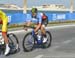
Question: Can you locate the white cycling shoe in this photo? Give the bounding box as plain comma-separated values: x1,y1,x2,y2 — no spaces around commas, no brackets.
43,37,47,43
4,46,10,56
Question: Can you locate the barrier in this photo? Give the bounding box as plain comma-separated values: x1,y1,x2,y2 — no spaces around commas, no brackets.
2,10,75,24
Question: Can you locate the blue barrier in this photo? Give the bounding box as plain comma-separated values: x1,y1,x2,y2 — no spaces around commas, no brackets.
7,13,26,24
2,10,75,24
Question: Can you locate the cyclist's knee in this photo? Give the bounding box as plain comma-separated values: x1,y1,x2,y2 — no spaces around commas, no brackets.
41,25,45,31
41,28,46,34
42,25,45,28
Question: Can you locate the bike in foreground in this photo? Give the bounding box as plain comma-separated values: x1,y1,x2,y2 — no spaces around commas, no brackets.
22,26,52,52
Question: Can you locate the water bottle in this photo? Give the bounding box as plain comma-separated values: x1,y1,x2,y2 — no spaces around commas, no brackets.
37,34,42,44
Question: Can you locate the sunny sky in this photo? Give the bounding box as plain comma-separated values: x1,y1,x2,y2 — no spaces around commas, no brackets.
0,0,75,9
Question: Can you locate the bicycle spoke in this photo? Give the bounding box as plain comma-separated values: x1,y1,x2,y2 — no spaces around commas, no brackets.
23,33,35,52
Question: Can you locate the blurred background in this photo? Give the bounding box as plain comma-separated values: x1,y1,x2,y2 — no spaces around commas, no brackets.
0,0,75,24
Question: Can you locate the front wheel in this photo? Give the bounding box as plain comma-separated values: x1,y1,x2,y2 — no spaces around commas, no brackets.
42,31,52,48
7,33,19,54
22,32,35,52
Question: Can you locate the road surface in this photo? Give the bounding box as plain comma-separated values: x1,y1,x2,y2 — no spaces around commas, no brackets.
0,25,75,58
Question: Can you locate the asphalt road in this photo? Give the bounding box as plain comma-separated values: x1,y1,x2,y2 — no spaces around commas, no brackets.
0,25,75,58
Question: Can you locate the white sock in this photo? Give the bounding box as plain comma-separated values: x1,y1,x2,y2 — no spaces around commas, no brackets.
6,44,9,48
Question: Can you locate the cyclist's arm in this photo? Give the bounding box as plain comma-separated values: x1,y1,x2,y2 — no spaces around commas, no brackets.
24,14,36,28
24,22,36,29
2,16,8,32
34,23,41,32
2,16,8,44
34,14,42,32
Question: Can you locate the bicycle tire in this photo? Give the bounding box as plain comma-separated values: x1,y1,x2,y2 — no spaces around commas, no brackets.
22,32,35,52
42,31,52,48
7,33,19,54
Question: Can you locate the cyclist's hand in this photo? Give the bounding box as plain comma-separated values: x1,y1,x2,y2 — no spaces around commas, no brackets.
24,27,28,31
24,25,28,31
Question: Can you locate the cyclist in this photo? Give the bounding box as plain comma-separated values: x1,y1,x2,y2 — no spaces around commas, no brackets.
0,10,10,55
25,8,47,43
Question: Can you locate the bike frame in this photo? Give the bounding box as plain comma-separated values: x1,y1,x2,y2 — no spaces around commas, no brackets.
31,30,43,45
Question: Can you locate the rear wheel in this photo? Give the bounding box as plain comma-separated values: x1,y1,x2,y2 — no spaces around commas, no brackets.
7,33,19,54
22,32,35,52
42,31,52,48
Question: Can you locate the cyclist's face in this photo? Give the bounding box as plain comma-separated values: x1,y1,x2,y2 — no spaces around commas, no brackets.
32,13,37,17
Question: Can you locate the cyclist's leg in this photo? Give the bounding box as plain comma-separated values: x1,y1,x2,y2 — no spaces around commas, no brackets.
2,17,9,44
2,19,10,55
41,25,46,37
41,20,46,37
41,24,47,43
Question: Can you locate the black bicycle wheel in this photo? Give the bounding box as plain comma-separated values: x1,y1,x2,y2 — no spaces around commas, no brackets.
7,33,19,54
42,31,52,48
23,32,35,52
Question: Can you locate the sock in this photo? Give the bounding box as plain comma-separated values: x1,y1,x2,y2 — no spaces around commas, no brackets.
6,44,9,48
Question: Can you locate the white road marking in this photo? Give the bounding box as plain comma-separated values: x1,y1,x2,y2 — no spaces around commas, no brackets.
35,54,75,58
8,24,75,33
62,40,72,44
43,55,75,58
47,24,75,29
34,55,43,58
